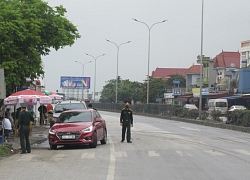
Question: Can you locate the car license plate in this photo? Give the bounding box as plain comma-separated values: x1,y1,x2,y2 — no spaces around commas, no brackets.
62,135,75,139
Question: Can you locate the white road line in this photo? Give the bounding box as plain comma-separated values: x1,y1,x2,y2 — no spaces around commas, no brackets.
107,136,115,180
148,151,160,157
51,153,65,161
17,154,35,162
176,150,184,156
81,152,95,159
180,126,200,131
234,149,250,156
115,151,127,158
204,150,225,156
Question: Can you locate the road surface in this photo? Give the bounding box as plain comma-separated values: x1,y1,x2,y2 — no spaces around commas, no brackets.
0,111,250,180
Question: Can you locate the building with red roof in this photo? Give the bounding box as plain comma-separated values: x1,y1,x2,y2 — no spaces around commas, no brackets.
185,64,201,92
151,67,188,81
213,51,240,91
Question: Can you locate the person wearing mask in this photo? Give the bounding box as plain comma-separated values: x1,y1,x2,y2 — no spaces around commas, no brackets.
88,104,97,111
17,104,34,154
120,101,133,143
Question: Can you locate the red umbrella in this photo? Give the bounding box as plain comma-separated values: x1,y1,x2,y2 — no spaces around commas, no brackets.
10,89,46,97
4,89,52,105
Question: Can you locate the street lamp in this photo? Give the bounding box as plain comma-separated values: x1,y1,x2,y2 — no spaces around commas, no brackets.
199,0,204,119
75,60,92,100
85,53,105,102
133,18,167,104
106,39,131,103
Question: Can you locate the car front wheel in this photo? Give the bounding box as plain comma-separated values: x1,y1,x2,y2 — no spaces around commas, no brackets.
50,144,57,150
89,132,97,148
100,129,107,144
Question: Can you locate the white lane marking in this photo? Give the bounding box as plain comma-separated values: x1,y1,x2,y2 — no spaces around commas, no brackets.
51,153,65,161
115,151,127,158
204,150,225,156
180,126,200,131
148,151,160,157
17,154,35,162
176,151,183,156
235,149,250,156
107,137,115,180
81,152,95,159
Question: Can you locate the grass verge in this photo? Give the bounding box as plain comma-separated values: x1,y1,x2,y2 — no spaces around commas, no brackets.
0,144,11,157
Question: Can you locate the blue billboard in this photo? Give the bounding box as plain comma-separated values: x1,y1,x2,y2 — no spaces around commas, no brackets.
60,76,91,89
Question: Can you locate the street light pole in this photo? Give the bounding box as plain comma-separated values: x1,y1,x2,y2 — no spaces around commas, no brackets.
133,18,167,104
75,60,92,100
199,0,204,120
106,39,131,103
85,53,105,102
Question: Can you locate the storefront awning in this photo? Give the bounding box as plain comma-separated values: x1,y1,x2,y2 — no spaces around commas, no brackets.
221,94,242,100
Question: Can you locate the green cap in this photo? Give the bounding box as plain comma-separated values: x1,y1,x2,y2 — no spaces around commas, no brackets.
20,103,27,108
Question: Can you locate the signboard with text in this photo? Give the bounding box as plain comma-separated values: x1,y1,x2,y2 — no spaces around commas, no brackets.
60,76,91,89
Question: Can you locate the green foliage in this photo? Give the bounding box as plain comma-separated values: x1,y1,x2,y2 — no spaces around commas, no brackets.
201,111,209,120
242,111,250,127
0,144,11,157
188,109,199,119
0,0,80,94
210,110,222,122
166,74,186,88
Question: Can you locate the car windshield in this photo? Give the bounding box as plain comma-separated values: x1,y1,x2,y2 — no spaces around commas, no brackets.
54,103,85,113
235,106,245,109
216,102,227,107
185,104,196,108
58,112,92,123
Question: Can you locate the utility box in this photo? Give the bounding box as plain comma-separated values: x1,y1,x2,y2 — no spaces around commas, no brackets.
238,69,250,93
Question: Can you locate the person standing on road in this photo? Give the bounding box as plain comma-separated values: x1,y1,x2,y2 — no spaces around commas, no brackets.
88,104,97,111
17,104,34,154
38,104,47,125
120,101,133,143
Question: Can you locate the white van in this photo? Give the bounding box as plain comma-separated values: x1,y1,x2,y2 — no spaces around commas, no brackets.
208,99,228,114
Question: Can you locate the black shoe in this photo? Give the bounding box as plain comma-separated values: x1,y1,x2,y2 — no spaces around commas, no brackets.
20,152,26,154
27,151,31,153
121,140,124,142
127,141,132,143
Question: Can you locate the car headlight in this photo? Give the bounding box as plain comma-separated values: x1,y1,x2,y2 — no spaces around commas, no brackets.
49,129,57,134
82,126,93,133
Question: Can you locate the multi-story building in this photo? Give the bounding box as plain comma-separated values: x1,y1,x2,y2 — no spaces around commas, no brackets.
185,64,200,92
240,40,250,68
213,51,240,91
196,55,216,88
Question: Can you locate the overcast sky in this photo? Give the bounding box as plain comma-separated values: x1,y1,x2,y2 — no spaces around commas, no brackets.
43,0,250,94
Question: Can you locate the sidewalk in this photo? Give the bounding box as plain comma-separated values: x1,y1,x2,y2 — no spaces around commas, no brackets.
5,125,50,150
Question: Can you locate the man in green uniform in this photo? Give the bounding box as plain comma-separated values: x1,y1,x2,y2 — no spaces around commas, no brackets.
120,101,133,143
17,104,34,154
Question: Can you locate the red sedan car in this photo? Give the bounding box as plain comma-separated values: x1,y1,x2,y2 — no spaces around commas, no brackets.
48,109,107,149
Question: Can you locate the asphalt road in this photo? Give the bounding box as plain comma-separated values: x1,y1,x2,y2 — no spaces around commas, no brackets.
0,111,250,180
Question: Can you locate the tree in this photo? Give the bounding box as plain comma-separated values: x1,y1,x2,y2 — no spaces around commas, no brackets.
149,77,166,103
100,79,116,103
0,0,80,95
166,74,186,88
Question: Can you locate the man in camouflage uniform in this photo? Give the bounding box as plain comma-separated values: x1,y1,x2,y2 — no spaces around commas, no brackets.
120,101,133,143
17,104,34,154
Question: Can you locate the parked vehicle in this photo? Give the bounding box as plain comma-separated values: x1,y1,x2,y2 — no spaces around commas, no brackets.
208,99,228,114
228,105,247,111
48,109,107,149
53,100,87,119
183,104,198,110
